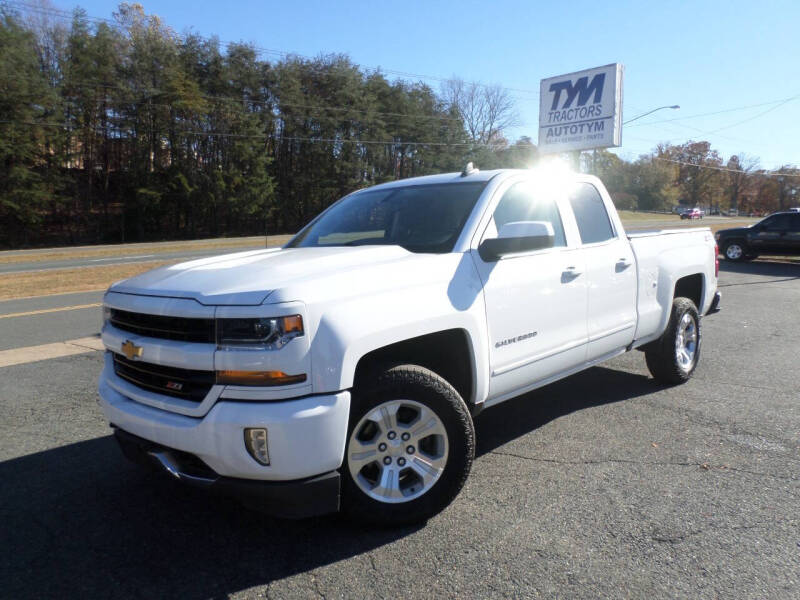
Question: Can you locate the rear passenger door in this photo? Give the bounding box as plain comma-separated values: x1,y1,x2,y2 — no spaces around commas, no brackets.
788,214,800,254
771,213,800,254
569,182,637,361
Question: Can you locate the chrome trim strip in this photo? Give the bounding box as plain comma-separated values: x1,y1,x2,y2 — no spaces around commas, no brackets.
104,291,214,319
102,323,216,371
587,322,636,343
147,450,217,486
486,346,627,408
491,338,587,377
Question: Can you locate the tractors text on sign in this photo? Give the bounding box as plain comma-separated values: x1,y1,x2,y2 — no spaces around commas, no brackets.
538,63,623,153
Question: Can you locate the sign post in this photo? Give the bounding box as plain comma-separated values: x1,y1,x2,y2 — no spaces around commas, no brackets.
538,63,624,154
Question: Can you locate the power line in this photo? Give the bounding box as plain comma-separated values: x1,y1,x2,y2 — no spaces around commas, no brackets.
3,117,797,160
706,94,800,134
654,157,800,178
626,95,800,128
623,104,777,149
625,98,800,148
627,122,766,150
4,0,540,97
0,119,485,147
6,0,798,161
630,93,800,147
14,81,465,124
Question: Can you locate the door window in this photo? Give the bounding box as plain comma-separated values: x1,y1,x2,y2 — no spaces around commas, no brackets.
569,183,615,244
492,182,566,247
762,214,793,231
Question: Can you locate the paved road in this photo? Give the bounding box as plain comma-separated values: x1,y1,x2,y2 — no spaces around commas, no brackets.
0,291,104,350
0,259,798,598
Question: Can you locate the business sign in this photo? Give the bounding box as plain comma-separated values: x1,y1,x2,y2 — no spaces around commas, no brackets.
538,63,623,153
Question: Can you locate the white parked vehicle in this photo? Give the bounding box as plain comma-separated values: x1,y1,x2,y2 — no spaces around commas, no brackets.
98,166,721,524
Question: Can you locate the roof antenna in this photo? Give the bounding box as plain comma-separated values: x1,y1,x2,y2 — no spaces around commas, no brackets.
461,162,479,177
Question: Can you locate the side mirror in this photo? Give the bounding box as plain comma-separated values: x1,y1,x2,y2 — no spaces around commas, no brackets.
478,221,555,262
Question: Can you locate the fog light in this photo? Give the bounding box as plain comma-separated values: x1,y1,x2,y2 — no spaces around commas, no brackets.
244,428,270,465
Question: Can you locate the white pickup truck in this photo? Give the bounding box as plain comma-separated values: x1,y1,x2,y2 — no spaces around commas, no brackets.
98,166,721,525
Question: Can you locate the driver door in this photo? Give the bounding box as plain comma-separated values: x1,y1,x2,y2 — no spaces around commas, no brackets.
748,213,797,254
472,179,588,403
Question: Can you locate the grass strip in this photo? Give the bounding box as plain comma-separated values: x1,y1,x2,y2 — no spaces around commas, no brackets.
0,261,172,300
0,235,292,265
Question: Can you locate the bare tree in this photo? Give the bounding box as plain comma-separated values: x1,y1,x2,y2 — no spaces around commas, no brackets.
442,78,519,150
18,0,68,87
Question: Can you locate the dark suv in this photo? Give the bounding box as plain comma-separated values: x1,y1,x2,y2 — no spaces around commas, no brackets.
716,211,800,261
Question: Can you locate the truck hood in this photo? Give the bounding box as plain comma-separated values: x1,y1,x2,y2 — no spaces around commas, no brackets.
109,246,434,305
716,225,752,237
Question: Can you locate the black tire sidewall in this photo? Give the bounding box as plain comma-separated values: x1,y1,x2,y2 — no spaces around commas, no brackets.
645,298,701,384
341,364,475,525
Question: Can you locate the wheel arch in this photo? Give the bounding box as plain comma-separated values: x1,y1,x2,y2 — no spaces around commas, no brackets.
351,329,478,409
673,273,704,310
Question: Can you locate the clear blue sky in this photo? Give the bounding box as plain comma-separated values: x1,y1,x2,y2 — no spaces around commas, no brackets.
51,0,800,168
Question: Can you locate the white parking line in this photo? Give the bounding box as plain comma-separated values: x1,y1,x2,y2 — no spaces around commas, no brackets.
0,336,105,368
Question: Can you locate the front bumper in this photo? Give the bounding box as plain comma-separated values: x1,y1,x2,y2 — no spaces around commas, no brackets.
99,367,351,481
114,428,340,518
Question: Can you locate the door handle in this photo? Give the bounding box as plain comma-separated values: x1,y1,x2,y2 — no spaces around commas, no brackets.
616,258,632,271
561,266,582,282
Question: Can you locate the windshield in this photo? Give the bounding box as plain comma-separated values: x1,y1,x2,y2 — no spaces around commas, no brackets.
287,182,487,253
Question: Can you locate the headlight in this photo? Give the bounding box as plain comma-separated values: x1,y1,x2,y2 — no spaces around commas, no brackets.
102,305,111,329
216,315,303,349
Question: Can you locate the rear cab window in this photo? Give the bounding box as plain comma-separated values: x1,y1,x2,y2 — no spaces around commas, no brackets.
569,183,615,244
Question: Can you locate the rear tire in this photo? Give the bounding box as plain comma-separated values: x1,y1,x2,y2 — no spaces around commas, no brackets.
342,364,475,526
645,298,701,385
723,240,746,261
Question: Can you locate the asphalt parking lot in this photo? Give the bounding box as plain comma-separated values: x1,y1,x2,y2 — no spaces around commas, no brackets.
1,259,798,599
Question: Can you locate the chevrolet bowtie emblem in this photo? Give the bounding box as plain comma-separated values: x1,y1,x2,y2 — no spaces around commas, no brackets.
121,340,143,360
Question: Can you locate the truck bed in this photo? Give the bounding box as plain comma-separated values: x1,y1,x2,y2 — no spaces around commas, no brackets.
627,227,717,345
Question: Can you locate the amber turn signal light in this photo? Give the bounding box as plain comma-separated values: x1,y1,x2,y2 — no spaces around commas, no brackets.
281,315,304,334
216,370,307,386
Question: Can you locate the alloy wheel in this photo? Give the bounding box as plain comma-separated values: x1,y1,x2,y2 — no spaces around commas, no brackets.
347,399,449,504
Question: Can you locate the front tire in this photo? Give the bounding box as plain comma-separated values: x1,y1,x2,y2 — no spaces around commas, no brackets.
645,298,701,384
342,364,475,525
